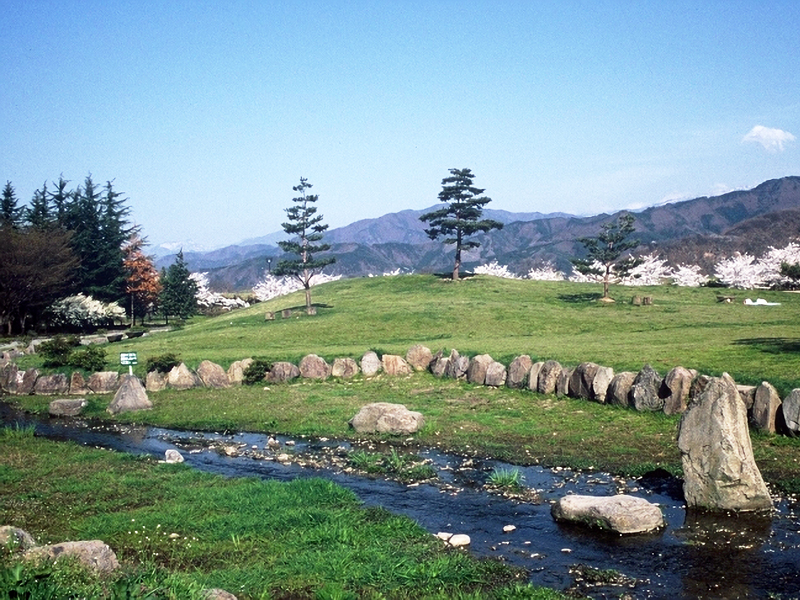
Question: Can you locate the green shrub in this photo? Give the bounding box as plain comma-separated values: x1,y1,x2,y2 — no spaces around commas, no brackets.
38,335,80,367
487,467,525,490
68,345,107,372
243,359,272,385
145,353,181,373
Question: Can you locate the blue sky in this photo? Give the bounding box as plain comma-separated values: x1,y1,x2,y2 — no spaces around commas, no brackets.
2,1,798,249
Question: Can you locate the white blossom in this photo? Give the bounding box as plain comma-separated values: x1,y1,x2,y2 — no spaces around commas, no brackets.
672,264,709,287
569,261,608,283
619,253,673,286
759,243,800,288
252,273,341,302
48,294,127,329
526,262,566,281
714,253,768,289
473,261,521,279
190,272,250,310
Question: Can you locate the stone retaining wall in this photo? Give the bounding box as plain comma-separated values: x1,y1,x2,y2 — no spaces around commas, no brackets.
2,343,798,436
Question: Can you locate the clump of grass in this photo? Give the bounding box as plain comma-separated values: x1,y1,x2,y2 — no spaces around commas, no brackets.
348,448,437,483
487,467,526,491
1,423,36,439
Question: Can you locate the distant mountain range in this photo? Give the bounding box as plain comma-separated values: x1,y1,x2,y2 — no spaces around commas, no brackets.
160,176,800,291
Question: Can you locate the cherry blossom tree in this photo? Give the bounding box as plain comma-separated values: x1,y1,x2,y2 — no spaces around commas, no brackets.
527,262,566,281
672,264,709,287
473,261,520,279
252,273,341,302
619,253,673,286
190,272,249,311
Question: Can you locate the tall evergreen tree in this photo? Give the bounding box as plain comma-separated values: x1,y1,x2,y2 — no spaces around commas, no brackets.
420,168,503,281
571,213,641,302
49,174,71,225
274,177,335,314
26,182,54,230
159,250,197,322
1,181,23,229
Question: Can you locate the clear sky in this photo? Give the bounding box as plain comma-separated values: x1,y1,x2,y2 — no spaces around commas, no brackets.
2,1,798,249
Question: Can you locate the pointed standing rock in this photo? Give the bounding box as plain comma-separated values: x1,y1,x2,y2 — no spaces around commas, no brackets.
107,375,152,415
677,373,772,512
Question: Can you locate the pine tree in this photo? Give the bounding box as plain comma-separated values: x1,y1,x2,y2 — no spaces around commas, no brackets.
1,181,23,229
26,182,54,230
274,177,335,314
159,251,197,323
420,168,503,280
571,213,641,302
123,234,162,325
49,175,71,225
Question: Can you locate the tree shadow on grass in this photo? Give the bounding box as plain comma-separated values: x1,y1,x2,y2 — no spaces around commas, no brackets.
558,292,603,304
733,338,800,354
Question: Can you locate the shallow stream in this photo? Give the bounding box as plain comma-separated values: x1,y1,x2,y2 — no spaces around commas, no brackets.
2,402,799,599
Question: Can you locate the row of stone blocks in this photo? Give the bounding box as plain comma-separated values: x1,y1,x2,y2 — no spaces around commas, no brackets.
2,344,797,436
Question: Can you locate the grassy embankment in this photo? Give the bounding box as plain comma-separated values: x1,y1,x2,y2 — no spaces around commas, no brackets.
1,427,553,599
4,275,800,597
12,274,800,485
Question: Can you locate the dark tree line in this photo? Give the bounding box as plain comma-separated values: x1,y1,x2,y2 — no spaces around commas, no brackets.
0,175,138,334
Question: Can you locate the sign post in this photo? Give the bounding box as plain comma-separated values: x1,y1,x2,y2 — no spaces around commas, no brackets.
120,352,138,376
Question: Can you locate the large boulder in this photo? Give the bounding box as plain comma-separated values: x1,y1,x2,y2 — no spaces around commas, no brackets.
661,366,697,415
444,349,469,379
34,373,69,395
25,540,119,573
569,362,599,400
0,362,19,394
87,371,120,394
69,371,90,395
146,370,169,392
631,365,664,411
485,360,507,387
331,357,359,378
429,350,447,377
49,398,88,417
197,360,230,389
556,367,572,397
677,373,772,512
506,356,532,389
167,363,202,390
18,368,39,395
267,362,300,383
107,375,152,415
537,360,562,395
405,345,433,371
349,402,425,435
467,354,493,385
226,358,253,385
382,354,412,376
607,372,636,407
527,361,545,391
751,381,781,433
591,366,615,403
737,385,757,410
299,354,331,379
551,494,664,534
782,389,800,435
360,351,382,377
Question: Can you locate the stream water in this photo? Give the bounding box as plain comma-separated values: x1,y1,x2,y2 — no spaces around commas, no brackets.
2,402,799,599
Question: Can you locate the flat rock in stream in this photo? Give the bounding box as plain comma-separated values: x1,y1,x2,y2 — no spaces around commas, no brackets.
551,494,664,534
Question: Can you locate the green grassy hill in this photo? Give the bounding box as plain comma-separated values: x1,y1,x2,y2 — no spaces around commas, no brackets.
115,274,800,393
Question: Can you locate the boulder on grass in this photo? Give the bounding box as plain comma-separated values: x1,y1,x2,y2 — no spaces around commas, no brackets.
87,371,120,394
360,351,382,377
267,362,300,383
444,349,469,380
146,370,168,392
506,355,532,389
751,381,781,434
556,367,572,397
107,375,152,415
197,360,230,389
69,371,90,395
661,366,697,415
34,373,69,395
467,354,493,385
382,354,412,376
677,373,772,512
591,366,615,403
18,368,39,395
782,389,800,436
331,357,359,378
631,365,664,412
299,354,331,380
485,360,507,387
405,344,433,371
349,402,425,435
607,372,636,407
226,358,253,386
537,360,562,395
25,540,119,574
49,398,88,417
167,363,201,390
569,362,600,400
527,361,545,391
551,494,664,534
